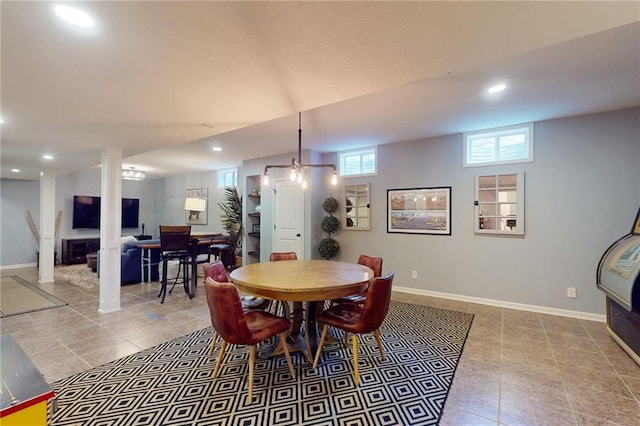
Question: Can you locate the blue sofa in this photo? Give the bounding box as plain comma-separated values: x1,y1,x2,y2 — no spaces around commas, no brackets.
97,238,161,285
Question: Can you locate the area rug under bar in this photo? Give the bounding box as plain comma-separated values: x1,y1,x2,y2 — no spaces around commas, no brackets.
0,276,67,317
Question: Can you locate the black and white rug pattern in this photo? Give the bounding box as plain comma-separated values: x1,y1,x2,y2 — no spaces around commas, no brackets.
51,302,473,426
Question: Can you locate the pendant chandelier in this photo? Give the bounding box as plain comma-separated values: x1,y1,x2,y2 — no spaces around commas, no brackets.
121,167,146,181
262,112,338,189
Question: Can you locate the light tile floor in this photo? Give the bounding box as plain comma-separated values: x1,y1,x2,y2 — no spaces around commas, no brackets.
2,267,639,425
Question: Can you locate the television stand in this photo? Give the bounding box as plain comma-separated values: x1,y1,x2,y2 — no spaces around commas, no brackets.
61,237,100,265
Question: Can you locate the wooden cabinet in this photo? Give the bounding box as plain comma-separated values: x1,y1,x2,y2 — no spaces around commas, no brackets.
61,237,100,264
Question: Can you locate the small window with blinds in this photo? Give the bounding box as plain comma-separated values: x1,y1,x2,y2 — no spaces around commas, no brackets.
463,123,534,167
217,168,238,187
338,147,377,177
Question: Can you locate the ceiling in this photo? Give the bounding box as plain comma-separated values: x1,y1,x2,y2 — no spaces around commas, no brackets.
2,2,639,181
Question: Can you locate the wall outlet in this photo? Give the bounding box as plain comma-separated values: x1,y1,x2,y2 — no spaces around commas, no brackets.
411,270,418,279
567,287,577,298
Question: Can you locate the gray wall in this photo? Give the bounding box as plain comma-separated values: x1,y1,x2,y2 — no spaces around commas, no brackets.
2,107,639,316
1,168,228,266
152,170,226,236
0,179,41,265
322,108,640,315
54,169,157,243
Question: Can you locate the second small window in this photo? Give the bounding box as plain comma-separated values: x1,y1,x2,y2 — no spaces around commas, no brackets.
338,147,377,177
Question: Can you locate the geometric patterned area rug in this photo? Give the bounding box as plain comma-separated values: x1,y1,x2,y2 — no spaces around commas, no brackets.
51,301,473,425
0,275,67,317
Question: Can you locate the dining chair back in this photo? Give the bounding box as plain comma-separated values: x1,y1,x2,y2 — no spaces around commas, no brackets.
159,225,192,252
194,235,222,267
269,252,298,261
210,224,240,270
332,254,383,305
268,252,298,318
205,277,295,402
358,254,383,278
313,271,395,386
203,260,229,283
158,225,192,303
203,260,271,355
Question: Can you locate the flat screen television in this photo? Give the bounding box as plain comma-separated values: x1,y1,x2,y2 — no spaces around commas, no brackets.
72,196,139,229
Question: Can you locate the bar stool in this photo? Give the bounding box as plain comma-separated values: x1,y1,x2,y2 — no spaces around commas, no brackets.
158,225,192,303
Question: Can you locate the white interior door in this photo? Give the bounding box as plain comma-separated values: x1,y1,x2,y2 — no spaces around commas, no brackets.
273,179,304,258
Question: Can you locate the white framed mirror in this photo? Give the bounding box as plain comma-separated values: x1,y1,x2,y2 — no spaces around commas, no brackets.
343,183,370,230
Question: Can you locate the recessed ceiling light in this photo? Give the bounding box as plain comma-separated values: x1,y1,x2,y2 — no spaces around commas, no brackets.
43,154,54,160
54,5,95,28
212,147,223,152
11,169,20,173
487,83,507,94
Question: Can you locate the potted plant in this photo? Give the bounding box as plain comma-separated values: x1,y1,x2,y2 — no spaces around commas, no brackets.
318,196,340,259
218,186,243,266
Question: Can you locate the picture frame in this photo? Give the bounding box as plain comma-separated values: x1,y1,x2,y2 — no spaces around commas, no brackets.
632,207,640,235
252,223,261,233
185,188,208,225
387,187,451,235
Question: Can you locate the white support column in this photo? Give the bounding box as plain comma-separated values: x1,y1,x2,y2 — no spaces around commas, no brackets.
99,146,122,313
38,172,56,284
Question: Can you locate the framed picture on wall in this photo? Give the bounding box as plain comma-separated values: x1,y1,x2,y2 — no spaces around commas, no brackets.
185,188,208,225
387,187,451,235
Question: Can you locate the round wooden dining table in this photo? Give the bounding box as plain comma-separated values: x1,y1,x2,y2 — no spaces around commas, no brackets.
229,259,374,360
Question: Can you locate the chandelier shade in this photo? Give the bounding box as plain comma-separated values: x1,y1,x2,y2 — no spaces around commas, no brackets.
263,112,337,188
121,167,146,181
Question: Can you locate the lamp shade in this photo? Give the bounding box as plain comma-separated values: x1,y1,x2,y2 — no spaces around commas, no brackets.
184,197,206,211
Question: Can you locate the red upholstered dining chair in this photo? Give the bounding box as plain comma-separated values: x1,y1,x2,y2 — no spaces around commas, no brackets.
269,252,298,261
313,271,394,386
205,277,295,402
332,254,383,305
268,252,298,318
203,261,269,356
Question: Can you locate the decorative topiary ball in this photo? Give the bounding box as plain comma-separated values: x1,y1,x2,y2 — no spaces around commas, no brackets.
318,237,340,259
321,215,340,234
322,197,339,214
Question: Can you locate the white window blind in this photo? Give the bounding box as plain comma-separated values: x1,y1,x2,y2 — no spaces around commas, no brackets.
339,147,377,177
464,123,533,167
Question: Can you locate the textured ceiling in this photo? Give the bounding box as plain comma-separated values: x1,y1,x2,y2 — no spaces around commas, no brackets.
1,1,639,180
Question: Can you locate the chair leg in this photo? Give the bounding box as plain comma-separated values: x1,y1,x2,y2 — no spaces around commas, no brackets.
352,334,360,386
182,258,190,297
212,340,227,379
158,259,168,303
248,345,257,402
208,332,219,356
279,332,295,379
373,329,386,361
168,260,179,294
312,324,330,369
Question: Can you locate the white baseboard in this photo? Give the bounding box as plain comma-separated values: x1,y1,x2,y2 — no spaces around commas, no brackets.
393,285,606,323
0,262,37,271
